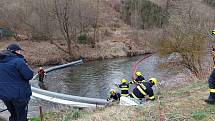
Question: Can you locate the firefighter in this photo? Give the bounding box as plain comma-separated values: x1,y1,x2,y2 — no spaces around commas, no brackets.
130,78,157,101
212,29,215,36
107,89,121,102
38,67,46,83
115,79,129,97
205,48,215,104
130,71,146,85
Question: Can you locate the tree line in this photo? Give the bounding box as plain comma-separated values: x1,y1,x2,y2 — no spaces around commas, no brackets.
0,0,99,56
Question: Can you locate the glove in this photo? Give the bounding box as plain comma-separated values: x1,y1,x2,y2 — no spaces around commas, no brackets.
114,83,118,87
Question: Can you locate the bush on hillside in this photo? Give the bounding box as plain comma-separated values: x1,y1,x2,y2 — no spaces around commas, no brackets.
78,34,88,44
158,26,207,75
121,0,168,29
157,13,209,76
203,0,215,8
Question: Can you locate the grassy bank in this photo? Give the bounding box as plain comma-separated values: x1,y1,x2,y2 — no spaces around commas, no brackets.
30,78,214,121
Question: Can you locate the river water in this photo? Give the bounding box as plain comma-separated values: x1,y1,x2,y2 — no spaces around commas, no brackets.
45,54,166,99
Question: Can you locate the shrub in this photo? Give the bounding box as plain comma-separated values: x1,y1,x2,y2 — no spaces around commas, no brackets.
156,2,208,76
78,34,88,44
157,25,207,76
121,0,168,29
203,0,215,8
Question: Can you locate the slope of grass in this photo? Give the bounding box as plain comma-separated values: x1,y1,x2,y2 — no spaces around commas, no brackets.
30,79,215,121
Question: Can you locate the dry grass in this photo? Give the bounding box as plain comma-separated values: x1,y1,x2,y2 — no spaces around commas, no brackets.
0,38,153,67
0,40,69,67
149,0,168,7
37,77,215,121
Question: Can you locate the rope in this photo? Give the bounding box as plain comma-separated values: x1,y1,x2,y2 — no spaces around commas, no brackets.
157,96,164,121
131,53,154,79
129,54,155,107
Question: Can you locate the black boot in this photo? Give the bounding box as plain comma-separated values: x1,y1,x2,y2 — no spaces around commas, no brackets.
205,92,215,104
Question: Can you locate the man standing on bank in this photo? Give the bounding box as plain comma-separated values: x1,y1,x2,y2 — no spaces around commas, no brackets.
0,43,33,121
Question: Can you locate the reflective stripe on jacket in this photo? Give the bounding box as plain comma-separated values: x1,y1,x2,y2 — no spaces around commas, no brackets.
119,83,129,96
131,82,155,100
209,68,215,93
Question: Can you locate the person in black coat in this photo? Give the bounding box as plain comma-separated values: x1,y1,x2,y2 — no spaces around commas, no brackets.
130,78,157,101
115,79,129,97
107,89,121,102
0,44,33,121
205,48,215,104
130,71,146,85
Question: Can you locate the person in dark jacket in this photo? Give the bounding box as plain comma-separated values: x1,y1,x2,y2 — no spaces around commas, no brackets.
107,89,121,101
130,78,157,101
0,43,33,121
130,71,146,85
205,48,215,104
212,29,215,36
115,79,129,97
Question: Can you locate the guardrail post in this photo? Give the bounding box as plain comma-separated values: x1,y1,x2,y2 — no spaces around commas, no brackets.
39,106,43,121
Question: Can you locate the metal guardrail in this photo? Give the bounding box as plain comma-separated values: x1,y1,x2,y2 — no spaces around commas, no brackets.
31,60,108,106
32,60,84,81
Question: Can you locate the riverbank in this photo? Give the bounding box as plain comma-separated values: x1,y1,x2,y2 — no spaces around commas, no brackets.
30,77,214,121
0,39,153,67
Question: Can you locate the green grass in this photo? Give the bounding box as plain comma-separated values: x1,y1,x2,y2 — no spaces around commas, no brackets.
64,109,81,121
30,117,41,121
191,111,206,120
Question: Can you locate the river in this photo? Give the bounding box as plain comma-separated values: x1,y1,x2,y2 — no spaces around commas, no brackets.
45,54,166,99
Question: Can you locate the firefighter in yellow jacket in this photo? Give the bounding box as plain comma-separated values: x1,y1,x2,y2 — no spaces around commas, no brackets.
130,78,157,101
130,71,146,85
115,79,129,97
212,29,215,36
205,47,215,104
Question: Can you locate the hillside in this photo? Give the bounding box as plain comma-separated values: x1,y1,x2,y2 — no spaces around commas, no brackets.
0,0,161,66
0,0,213,67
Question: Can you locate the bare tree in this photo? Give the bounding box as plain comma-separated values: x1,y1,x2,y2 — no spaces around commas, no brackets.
53,0,97,55
157,0,209,76
53,0,76,55
92,0,100,48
